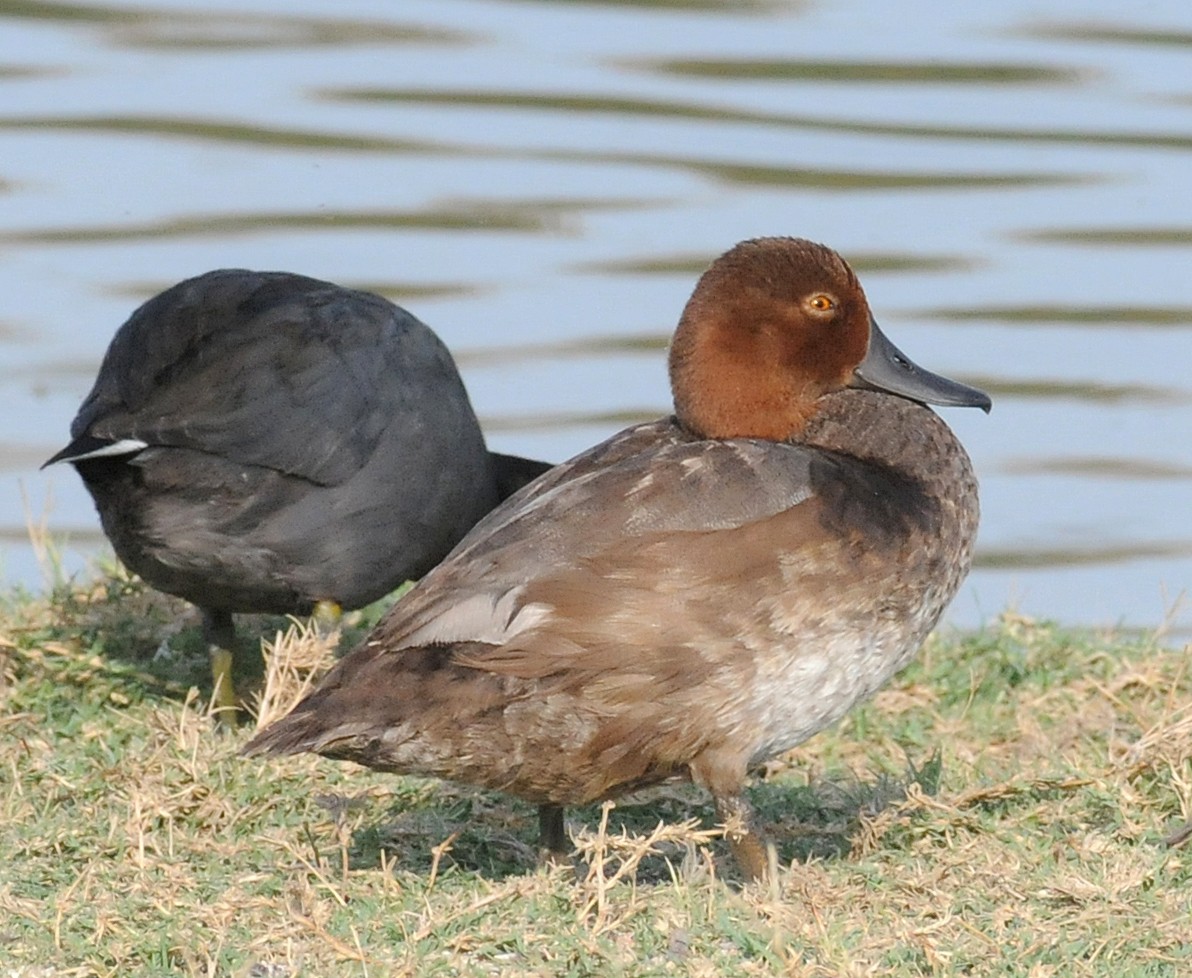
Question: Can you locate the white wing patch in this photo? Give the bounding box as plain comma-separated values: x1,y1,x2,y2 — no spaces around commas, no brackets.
398,586,553,650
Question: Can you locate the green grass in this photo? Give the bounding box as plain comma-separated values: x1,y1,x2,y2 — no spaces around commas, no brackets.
1,571,1190,976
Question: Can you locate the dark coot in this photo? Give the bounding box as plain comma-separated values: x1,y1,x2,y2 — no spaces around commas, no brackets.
45,269,551,722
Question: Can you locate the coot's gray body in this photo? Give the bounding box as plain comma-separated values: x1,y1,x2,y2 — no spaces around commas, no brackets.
47,269,550,715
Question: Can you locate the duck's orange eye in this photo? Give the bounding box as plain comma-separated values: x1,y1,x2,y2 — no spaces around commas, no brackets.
807,293,835,312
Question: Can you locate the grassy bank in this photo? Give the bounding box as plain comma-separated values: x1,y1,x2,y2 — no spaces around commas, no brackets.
1,570,1189,976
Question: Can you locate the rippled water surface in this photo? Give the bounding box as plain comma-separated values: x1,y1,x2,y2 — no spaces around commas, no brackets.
3,0,1191,636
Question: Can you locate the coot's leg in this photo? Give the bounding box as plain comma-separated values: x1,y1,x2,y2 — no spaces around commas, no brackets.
201,607,238,728
312,599,343,630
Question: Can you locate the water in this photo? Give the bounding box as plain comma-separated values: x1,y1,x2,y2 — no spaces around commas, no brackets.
2,0,1190,638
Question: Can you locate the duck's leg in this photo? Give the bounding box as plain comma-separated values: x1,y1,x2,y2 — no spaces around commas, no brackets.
712,792,772,882
201,608,238,728
538,804,570,865
690,750,773,882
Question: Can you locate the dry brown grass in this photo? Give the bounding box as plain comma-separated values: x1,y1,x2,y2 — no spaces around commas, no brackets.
249,618,341,729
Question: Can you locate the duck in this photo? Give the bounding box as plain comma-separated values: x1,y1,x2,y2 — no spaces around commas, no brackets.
45,269,551,724
242,237,990,879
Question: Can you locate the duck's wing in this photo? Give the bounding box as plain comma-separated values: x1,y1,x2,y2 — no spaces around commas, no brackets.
57,271,469,486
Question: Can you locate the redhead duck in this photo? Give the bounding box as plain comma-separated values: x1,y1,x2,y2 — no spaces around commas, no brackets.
243,238,989,879
45,270,550,724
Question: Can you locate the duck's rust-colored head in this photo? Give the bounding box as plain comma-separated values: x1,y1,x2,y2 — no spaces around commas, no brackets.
669,237,990,441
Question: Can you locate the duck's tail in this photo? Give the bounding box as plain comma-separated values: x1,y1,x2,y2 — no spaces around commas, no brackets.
240,702,333,757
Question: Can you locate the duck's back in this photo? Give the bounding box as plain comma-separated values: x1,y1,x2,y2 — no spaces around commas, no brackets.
58,270,501,613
